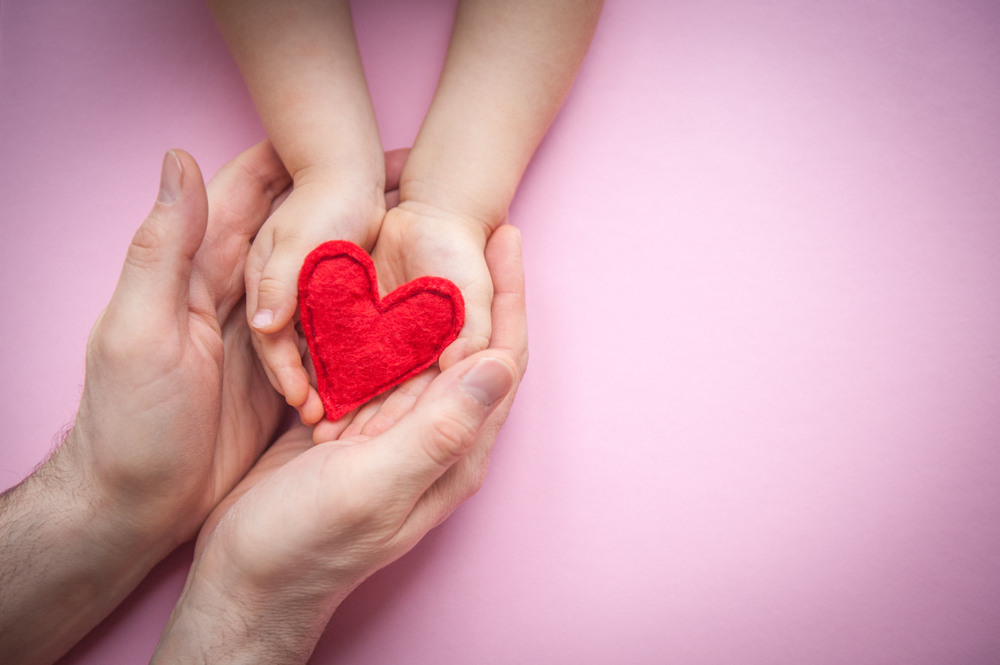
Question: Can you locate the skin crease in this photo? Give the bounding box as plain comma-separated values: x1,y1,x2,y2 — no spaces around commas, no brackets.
151,224,529,664
0,143,409,665
209,0,602,430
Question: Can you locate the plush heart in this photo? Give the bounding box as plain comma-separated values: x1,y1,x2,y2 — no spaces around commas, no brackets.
298,240,465,421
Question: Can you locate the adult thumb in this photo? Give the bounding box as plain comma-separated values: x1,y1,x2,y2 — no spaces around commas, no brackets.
375,354,517,496
114,150,208,320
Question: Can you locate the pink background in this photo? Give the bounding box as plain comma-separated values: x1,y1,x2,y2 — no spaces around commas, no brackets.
2,0,1000,662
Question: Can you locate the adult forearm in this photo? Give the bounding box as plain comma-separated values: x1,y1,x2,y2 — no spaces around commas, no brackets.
0,443,175,664
151,556,351,665
208,0,384,191
401,0,603,228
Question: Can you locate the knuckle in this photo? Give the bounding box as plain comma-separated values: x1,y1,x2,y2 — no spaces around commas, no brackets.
425,413,478,466
334,492,397,542
467,333,491,354
87,316,170,375
208,160,273,231
125,221,167,270
86,322,118,365
453,464,489,505
255,273,294,301
469,459,490,494
337,492,378,527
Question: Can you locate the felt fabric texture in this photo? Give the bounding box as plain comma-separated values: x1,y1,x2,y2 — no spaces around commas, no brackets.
299,240,465,421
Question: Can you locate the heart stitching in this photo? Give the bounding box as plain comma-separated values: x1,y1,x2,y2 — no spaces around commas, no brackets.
298,240,465,421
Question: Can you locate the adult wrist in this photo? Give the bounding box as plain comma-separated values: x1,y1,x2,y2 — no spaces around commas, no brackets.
152,553,352,665
152,585,316,665
61,421,200,554
0,445,176,663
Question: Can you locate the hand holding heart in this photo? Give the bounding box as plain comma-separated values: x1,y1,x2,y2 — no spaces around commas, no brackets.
299,240,465,421
0,145,526,665
151,225,528,663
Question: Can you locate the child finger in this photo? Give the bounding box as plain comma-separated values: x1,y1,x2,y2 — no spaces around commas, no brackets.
438,269,494,371
484,224,528,374
250,241,309,335
258,323,311,407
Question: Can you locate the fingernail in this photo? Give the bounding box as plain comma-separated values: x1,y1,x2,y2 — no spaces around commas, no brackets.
251,309,274,329
460,357,514,407
157,150,182,205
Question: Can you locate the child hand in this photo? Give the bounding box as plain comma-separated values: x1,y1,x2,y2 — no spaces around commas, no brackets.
371,201,495,371
309,198,494,444
245,170,386,424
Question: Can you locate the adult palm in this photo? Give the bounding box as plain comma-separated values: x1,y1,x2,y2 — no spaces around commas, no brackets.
67,143,292,547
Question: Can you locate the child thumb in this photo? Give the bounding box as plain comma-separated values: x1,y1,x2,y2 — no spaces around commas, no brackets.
115,150,208,318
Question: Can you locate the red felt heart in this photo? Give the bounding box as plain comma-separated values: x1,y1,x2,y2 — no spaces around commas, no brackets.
298,240,465,421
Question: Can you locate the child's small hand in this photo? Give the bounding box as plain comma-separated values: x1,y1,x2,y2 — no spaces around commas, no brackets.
371,201,495,371
245,172,385,424
310,203,493,444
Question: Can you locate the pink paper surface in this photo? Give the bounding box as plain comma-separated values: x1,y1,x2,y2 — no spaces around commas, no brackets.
2,0,999,663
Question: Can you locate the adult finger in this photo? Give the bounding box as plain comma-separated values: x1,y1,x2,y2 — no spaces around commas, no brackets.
358,369,438,438
396,223,528,537
354,352,516,509
112,150,207,329
196,141,291,320
311,408,361,444
205,141,291,243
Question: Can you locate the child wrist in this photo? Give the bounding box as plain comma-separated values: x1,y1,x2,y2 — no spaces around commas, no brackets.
292,160,385,194
397,180,508,236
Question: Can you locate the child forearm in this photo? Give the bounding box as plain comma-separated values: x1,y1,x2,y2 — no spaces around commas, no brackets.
401,0,604,228
209,0,389,418
208,0,384,197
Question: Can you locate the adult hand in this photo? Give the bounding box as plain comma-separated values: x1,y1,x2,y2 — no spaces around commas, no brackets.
151,225,528,664
71,143,292,545
0,142,290,664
